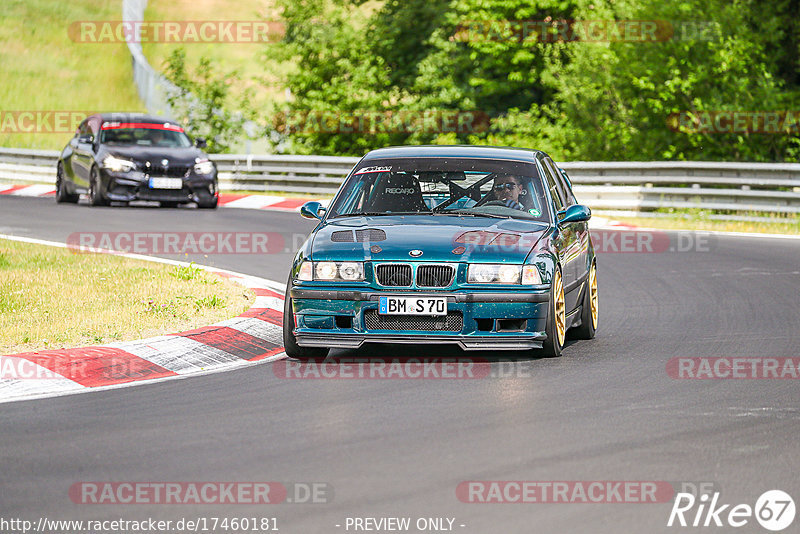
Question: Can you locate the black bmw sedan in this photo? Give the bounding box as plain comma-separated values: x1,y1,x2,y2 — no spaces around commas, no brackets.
56,113,218,208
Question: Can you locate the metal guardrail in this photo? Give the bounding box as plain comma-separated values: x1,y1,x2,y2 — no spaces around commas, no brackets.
123,0,177,119
1,148,799,218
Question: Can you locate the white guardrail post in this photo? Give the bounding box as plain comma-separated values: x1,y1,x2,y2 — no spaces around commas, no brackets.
1,147,799,220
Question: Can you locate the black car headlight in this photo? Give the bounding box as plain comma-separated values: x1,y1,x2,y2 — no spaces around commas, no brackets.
296,261,364,281
194,159,214,175
103,155,136,172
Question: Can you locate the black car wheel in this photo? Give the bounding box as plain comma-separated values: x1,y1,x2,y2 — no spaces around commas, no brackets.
572,262,598,340
197,197,218,209
55,163,79,204
282,280,329,361
88,167,109,207
541,266,565,358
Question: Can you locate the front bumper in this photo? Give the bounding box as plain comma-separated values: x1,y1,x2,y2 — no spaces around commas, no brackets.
101,169,217,204
291,287,550,351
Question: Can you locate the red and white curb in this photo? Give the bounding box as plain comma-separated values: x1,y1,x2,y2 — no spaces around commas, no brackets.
0,235,288,404
0,183,327,213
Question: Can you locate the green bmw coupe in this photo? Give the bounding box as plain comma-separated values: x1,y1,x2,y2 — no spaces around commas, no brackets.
283,146,598,360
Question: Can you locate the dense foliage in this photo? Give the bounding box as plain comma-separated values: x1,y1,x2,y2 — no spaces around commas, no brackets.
274,0,800,160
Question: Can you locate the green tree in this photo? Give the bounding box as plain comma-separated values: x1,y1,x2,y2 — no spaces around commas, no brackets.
162,48,253,153
552,0,799,161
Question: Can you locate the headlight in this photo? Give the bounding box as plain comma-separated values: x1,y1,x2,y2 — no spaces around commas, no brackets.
467,264,521,284
498,265,520,284
522,265,543,285
296,261,313,281
338,262,363,281
194,159,214,175
316,262,339,280
301,261,365,281
103,155,136,172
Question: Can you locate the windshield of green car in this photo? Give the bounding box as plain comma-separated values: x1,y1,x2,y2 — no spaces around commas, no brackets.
328,158,550,222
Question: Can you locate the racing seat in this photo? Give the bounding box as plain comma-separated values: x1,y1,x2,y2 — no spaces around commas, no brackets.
364,173,428,213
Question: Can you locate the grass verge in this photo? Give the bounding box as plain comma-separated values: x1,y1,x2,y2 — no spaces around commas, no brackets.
608,212,800,235
0,238,254,354
142,0,284,112
0,0,145,150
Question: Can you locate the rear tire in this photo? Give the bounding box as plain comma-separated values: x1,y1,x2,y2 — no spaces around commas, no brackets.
88,166,109,206
55,163,79,204
282,280,329,361
573,262,598,340
541,267,565,358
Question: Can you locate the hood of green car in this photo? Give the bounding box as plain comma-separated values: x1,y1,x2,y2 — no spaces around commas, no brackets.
311,215,549,264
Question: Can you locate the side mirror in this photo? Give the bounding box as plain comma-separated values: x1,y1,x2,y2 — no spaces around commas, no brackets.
300,201,326,220
77,134,94,144
557,204,591,224
194,137,207,148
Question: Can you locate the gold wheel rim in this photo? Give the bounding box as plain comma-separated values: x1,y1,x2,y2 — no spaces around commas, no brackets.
554,270,565,346
589,264,598,329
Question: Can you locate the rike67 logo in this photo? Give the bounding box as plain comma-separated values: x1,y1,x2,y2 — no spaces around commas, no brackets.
668,490,795,531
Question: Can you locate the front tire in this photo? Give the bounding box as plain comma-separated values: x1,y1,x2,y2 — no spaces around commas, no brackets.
197,197,218,209
573,262,598,340
541,267,566,358
88,166,109,206
55,163,79,204
282,280,329,361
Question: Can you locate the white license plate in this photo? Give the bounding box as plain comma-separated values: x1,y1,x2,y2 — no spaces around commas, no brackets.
149,177,183,189
379,296,447,316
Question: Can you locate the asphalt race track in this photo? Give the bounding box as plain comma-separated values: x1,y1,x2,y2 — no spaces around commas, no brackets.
1,194,799,533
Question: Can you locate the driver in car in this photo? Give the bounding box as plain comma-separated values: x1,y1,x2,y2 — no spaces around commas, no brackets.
150,129,166,146
492,174,525,210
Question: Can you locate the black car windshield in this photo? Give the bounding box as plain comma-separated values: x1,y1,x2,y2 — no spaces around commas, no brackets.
328,158,550,222
99,126,192,148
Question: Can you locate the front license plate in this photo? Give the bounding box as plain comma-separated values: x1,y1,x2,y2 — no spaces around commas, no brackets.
379,296,447,316
149,177,183,189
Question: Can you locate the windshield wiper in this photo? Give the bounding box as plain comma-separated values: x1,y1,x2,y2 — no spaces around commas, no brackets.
348,211,432,216
437,209,510,219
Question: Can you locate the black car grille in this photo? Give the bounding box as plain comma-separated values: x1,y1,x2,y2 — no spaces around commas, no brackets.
364,310,463,332
148,165,191,178
376,264,412,286
137,188,191,201
416,265,455,287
